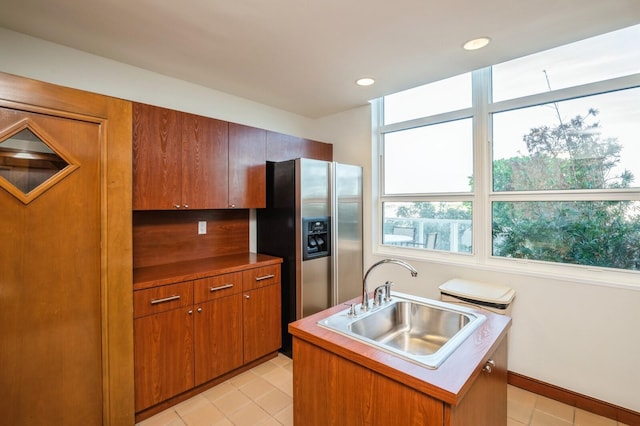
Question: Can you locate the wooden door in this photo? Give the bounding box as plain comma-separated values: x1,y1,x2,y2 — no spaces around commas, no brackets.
228,123,266,208
181,113,228,209
134,308,195,411
0,107,102,424
194,295,243,385
132,103,183,210
243,284,282,362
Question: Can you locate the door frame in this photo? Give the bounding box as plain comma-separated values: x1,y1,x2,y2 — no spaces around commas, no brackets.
0,71,134,425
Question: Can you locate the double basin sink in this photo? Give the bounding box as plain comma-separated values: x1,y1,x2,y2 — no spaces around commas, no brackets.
317,292,486,369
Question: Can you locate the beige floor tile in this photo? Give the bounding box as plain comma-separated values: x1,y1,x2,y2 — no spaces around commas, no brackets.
201,381,236,402
229,370,260,388
574,408,617,426
270,353,292,368
262,368,293,396
535,395,575,423
211,419,233,426
211,389,252,417
255,388,293,415
508,385,538,407
174,395,213,418
227,401,271,426
237,375,277,400
251,360,280,376
136,407,185,426
508,397,536,424
180,403,226,426
274,403,294,426
531,409,574,426
507,418,528,426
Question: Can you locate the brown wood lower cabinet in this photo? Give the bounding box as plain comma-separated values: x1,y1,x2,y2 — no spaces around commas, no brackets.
134,262,281,413
134,307,195,410
194,295,243,386
293,336,508,426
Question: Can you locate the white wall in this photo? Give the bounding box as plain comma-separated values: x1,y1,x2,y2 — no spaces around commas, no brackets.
3,27,639,413
0,27,316,137
316,104,640,413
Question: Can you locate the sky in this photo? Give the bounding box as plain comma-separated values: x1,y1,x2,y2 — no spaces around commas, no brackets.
382,23,640,194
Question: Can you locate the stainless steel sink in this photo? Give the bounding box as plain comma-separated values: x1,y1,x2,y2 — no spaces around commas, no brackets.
317,292,486,369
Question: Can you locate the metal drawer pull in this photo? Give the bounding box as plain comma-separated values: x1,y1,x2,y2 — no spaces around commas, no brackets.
255,274,275,281
150,295,181,305
210,283,234,292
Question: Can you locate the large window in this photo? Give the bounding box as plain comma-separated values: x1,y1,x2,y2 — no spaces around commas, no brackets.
376,24,640,276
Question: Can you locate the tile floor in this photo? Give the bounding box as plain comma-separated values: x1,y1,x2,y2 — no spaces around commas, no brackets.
137,353,628,426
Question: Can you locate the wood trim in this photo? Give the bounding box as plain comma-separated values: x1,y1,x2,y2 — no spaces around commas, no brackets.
0,71,134,425
508,371,640,425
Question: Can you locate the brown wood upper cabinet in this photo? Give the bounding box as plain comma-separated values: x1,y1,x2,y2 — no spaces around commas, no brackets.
228,123,266,208
133,103,266,210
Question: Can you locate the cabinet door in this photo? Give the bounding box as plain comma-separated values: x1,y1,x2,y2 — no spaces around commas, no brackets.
134,308,194,411
194,295,243,385
181,113,228,209
448,337,508,425
229,123,266,208
243,283,282,363
132,103,183,210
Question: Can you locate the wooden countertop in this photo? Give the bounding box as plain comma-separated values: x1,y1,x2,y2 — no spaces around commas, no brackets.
133,252,282,290
288,297,511,406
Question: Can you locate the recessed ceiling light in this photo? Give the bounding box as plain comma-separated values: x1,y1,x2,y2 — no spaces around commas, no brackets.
356,77,375,86
463,37,491,51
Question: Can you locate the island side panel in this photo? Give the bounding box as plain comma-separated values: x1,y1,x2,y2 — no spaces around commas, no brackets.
446,335,508,426
293,338,444,425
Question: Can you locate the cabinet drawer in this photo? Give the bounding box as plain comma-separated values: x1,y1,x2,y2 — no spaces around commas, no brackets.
194,272,243,303
134,281,193,318
243,265,280,291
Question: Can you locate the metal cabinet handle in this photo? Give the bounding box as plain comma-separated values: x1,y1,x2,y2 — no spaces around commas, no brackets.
197,307,202,313
255,274,275,281
210,283,234,292
188,310,193,315
183,204,189,209
150,295,181,305
483,359,496,373
244,294,250,299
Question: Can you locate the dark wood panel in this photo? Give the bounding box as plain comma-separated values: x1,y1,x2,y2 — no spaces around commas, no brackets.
133,253,283,289
448,337,508,425
181,113,228,209
193,272,243,303
229,122,266,208
132,103,182,210
292,338,444,425
194,295,244,385
134,308,194,411
243,283,282,363
132,209,249,268
242,264,281,291
133,281,194,318
508,372,640,424
266,130,332,162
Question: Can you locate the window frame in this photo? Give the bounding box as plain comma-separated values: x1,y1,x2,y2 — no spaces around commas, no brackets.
374,62,640,288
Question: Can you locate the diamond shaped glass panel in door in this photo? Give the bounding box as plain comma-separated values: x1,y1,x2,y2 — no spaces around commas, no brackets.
0,127,71,202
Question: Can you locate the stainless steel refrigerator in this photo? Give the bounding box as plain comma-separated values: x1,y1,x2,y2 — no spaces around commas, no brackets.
257,158,363,355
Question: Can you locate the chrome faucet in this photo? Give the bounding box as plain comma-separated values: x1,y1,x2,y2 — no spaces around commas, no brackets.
361,259,418,312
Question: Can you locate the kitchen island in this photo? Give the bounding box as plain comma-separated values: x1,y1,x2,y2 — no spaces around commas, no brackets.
288,296,511,425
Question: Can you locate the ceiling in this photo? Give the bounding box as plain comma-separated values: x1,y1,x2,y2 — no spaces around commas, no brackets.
0,0,639,118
